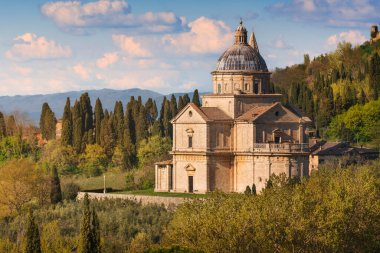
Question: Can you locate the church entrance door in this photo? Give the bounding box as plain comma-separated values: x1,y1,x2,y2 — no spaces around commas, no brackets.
188,176,194,193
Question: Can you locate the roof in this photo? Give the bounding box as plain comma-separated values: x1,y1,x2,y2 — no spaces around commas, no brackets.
155,160,173,165
199,107,232,121
236,103,277,121
310,141,379,156
216,44,268,72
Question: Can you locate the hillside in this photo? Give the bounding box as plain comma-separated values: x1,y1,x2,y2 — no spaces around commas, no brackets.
0,88,203,124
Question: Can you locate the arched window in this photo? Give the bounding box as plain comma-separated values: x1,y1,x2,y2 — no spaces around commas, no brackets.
217,84,221,94
245,83,249,91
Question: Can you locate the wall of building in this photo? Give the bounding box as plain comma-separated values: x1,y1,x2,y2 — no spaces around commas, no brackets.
209,155,233,192
172,154,209,193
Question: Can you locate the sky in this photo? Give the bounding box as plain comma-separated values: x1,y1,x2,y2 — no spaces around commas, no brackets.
0,0,379,96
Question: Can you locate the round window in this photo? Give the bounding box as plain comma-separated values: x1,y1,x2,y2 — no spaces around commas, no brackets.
189,111,193,117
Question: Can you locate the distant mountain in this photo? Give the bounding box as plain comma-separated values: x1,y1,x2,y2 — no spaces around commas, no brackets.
0,88,209,124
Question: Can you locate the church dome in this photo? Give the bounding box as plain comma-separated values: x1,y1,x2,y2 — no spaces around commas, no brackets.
215,21,268,72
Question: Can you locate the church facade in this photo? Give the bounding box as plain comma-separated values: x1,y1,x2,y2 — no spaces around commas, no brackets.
155,22,312,193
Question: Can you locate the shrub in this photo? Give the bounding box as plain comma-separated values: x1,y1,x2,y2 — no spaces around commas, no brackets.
62,182,80,201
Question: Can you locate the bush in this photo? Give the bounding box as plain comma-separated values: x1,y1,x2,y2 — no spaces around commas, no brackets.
62,182,80,201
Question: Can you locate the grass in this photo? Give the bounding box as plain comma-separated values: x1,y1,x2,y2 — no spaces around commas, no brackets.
61,170,127,191
115,188,209,198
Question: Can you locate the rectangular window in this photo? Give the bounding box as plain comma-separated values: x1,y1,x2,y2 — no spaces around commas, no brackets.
188,136,193,148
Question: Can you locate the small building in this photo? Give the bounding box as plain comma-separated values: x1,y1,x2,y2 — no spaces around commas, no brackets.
55,119,62,140
371,24,380,43
309,141,379,173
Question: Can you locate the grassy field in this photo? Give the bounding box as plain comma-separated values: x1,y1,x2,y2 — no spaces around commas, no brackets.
61,170,127,191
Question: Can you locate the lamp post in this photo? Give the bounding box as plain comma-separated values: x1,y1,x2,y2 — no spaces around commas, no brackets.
103,174,106,194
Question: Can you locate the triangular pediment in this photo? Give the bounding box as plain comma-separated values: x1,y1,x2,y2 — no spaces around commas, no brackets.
171,103,209,124
253,103,302,123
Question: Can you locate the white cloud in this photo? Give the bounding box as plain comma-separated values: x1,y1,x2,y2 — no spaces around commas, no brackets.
96,52,119,68
112,35,151,57
273,38,293,49
12,65,33,75
327,30,366,48
5,33,71,61
268,0,380,27
72,63,90,80
41,0,184,33
297,0,316,12
162,17,232,54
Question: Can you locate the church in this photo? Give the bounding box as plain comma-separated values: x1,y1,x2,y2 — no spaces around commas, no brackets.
155,21,312,193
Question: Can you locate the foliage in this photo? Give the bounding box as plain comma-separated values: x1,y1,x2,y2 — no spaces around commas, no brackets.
327,99,380,144
50,166,62,204
79,144,108,177
39,102,56,141
61,182,80,201
78,194,101,253
165,162,380,252
39,140,78,175
0,198,172,253
191,89,201,107
137,135,172,168
0,159,49,216
272,42,380,136
61,97,73,146
25,210,41,253
0,135,31,162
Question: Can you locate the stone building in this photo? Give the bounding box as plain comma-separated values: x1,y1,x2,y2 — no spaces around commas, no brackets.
309,141,379,172
155,21,312,193
370,24,380,43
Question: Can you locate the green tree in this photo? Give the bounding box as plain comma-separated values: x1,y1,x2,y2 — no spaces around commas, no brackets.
244,185,251,195
6,115,17,136
0,112,6,140
170,94,178,117
79,193,101,253
112,101,124,146
72,101,83,153
192,89,201,107
50,166,62,204
177,96,184,112
40,102,57,140
25,210,41,253
94,98,104,145
137,135,171,167
61,98,73,146
79,144,108,176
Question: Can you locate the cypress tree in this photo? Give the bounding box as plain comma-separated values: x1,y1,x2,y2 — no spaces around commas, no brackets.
244,185,251,195
72,101,83,153
99,112,115,158
112,101,124,146
158,97,167,137
50,166,62,204
79,93,93,132
177,96,184,112
79,193,101,253
25,210,41,253
61,98,73,146
182,94,190,106
40,102,56,140
136,106,148,146
192,89,201,107
252,184,257,195
170,94,178,116
163,99,173,138
94,98,104,145
0,112,6,139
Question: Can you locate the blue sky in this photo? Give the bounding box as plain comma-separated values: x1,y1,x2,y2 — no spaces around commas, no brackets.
0,0,379,95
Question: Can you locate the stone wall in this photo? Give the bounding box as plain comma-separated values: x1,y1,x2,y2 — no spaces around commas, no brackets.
77,192,186,207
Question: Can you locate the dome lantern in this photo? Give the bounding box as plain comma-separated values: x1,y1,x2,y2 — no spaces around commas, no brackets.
234,20,248,45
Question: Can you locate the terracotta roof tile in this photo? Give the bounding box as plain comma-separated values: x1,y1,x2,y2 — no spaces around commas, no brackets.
200,107,232,121
236,103,277,121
